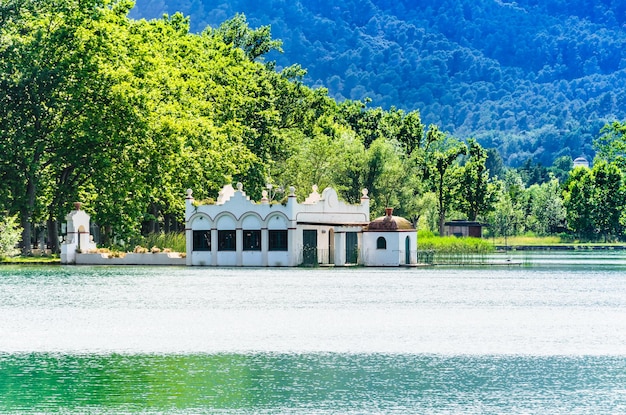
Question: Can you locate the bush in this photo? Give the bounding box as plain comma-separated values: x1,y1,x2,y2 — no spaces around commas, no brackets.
0,215,22,258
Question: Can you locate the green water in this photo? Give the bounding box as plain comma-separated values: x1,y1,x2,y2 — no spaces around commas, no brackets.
1,253,626,414
2,353,625,414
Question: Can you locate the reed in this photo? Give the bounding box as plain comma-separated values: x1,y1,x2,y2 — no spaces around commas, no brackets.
417,233,494,264
138,232,186,253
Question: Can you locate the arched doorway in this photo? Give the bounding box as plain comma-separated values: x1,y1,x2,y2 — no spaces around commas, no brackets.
405,235,411,265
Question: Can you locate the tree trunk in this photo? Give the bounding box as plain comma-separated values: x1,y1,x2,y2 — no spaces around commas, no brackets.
438,211,446,236
47,218,60,254
20,179,37,255
20,216,32,256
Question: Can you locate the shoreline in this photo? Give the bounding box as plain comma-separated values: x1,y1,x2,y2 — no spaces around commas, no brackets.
495,244,626,251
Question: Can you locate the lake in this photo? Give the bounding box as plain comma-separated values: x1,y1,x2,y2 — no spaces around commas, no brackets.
1,251,625,414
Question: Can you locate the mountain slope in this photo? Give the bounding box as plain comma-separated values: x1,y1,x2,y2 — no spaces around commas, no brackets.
130,0,626,166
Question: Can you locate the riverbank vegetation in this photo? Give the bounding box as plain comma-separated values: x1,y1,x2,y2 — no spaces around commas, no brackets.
2,0,626,257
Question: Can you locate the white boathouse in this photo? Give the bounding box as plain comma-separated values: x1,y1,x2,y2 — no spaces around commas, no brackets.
185,183,417,267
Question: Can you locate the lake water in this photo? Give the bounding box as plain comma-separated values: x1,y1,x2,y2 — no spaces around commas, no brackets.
1,251,626,414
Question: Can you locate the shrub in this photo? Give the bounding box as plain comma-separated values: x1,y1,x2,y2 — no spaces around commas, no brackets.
0,214,21,258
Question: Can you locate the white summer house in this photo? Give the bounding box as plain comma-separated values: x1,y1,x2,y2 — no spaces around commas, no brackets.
185,183,417,267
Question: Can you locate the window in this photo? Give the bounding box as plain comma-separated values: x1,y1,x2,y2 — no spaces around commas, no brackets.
243,230,261,251
218,230,236,251
376,236,387,250
193,230,211,251
269,230,288,251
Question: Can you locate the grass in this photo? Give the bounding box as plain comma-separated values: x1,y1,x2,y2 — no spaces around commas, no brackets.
490,235,562,246
490,235,626,247
1,255,60,264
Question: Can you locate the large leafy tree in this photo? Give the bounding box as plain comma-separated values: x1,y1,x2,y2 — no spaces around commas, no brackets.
207,13,282,62
590,161,624,241
594,121,626,171
426,128,467,235
563,161,625,241
0,0,141,253
458,138,498,221
527,179,566,236
563,167,595,240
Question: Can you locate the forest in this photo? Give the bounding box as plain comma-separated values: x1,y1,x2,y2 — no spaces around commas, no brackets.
2,0,626,257
130,0,626,167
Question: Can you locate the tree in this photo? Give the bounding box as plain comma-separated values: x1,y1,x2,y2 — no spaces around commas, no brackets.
458,139,498,221
594,121,626,170
426,128,467,235
527,179,566,235
0,0,138,253
207,13,283,61
363,137,404,215
488,189,516,241
563,167,595,239
591,160,624,241
563,161,624,241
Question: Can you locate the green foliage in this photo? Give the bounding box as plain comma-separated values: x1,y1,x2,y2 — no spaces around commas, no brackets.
526,179,567,236
458,138,499,221
207,13,283,61
131,0,626,166
563,160,626,241
594,121,626,170
0,214,22,258
4,0,621,248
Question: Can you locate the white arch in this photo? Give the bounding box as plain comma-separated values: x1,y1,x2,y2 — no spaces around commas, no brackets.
241,212,263,229
215,212,237,230
189,213,213,230
266,212,289,230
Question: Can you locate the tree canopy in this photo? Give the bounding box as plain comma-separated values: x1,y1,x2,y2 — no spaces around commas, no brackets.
3,1,626,253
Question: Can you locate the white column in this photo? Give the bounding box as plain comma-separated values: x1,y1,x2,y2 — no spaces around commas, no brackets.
211,229,218,266
261,228,268,267
288,228,297,266
236,228,243,266
185,226,192,266
334,232,346,266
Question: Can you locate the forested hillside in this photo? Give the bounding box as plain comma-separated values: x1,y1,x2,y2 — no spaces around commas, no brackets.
130,0,626,166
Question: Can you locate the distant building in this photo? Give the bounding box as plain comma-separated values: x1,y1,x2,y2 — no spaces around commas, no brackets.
443,220,486,238
573,156,590,168
185,183,417,267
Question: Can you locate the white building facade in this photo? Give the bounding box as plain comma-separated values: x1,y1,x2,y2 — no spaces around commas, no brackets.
186,183,371,267
186,183,418,267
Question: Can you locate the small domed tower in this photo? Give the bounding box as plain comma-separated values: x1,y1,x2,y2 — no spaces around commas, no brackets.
362,208,417,266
